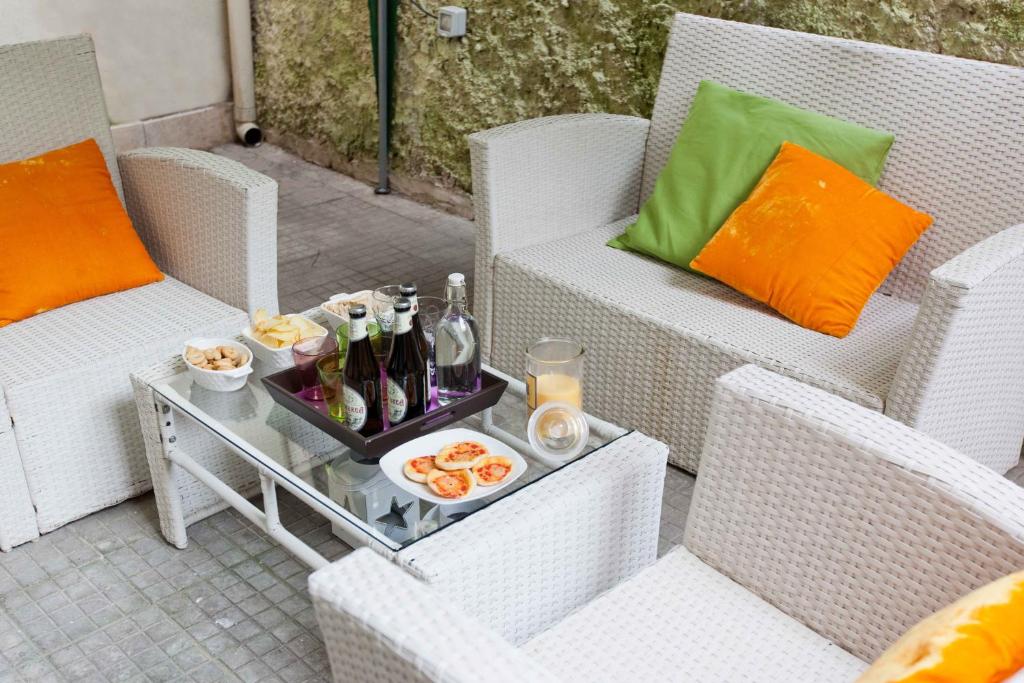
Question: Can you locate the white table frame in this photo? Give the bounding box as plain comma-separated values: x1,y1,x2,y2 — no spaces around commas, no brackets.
146,363,624,570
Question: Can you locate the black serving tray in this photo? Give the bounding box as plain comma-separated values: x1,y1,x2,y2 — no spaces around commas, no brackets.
262,366,508,459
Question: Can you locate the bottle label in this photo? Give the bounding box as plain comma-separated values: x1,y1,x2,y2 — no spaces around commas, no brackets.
407,294,418,314
387,378,408,423
395,311,412,335
349,317,367,341
343,385,367,431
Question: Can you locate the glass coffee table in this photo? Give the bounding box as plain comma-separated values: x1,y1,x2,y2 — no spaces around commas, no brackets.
132,312,668,641
132,345,632,569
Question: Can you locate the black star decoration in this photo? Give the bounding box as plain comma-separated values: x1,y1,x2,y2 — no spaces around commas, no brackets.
376,497,413,534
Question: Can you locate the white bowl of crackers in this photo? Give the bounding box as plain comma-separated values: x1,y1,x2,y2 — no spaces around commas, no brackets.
182,338,253,392
378,428,528,505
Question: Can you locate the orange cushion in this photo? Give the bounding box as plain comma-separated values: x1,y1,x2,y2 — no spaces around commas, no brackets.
857,571,1024,683
690,141,932,337
0,139,162,327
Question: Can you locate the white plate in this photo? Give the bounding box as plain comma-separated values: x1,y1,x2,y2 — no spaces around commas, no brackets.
378,427,527,505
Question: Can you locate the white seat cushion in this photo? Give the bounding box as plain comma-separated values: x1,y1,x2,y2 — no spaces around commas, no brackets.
0,276,242,390
0,276,246,532
523,547,867,682
490,218,919,471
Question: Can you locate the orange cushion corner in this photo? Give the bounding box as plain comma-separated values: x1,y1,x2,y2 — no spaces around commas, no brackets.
690,141,932,338
857,571,1024,683
0,139,162,326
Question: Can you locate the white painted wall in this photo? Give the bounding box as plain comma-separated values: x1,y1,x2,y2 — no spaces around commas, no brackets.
0,0,232,124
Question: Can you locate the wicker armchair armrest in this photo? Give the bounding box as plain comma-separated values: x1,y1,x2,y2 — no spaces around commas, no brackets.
310,548,562,683
469,113,649,357
684,364,1024,663
396,431,668,646
119,147,278,316
887,223,1024,471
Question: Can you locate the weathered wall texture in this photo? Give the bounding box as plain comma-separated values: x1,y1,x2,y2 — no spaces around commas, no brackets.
253,0,1023,204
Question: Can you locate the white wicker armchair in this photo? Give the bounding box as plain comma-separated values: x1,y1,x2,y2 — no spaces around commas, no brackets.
311,365,1024,682
471,13,1024,475
0,36,278,550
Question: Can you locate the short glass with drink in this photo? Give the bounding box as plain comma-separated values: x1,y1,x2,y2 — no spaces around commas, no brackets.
525,338,584,415
292,335,339,400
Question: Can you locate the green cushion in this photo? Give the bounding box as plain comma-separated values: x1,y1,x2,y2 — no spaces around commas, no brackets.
608,80,895,271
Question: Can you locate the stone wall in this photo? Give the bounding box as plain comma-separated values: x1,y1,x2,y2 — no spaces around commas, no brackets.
253,0,1022,208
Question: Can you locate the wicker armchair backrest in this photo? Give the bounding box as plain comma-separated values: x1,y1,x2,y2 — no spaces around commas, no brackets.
0,34,122,200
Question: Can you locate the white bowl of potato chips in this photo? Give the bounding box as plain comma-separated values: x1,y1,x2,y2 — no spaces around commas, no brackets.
182,338,253,392
241,309,329,369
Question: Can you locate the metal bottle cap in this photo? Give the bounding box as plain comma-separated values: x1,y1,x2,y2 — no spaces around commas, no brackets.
447,273,465,286
399,282,417,296
349,304,367,318
528,401,590,465
393,298,411,313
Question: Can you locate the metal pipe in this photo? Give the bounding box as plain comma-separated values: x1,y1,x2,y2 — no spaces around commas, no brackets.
375,0,391,193
226,0,263,146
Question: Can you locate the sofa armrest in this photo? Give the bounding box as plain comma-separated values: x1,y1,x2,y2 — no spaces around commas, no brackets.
310,548,561,683
887,223,1024,472
684,364,1024,663
469,113,649,358
119,148,279,316
397,431,667,645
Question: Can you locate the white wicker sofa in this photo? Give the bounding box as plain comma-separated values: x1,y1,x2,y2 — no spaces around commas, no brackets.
0,36,278,550
470,13,1024,475
310,364,1024,682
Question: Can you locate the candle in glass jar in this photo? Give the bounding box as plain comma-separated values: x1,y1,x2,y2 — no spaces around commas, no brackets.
530,373,582,414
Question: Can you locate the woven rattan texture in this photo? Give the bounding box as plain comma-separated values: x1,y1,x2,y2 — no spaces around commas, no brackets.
311,549,563,683
468,114,649,360
0,387,37,551
643,14,1024,303
396,431,668,646
523,546,865,682
0,278,246,540
120,148,280,317
886,224,1024,471
489,218,917,471
684,365,1024,662
0,35,122,198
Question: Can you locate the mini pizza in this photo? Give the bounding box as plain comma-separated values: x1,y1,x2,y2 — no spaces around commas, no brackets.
426,468,475,499
471,456,513,486
435,440,489,470
403,455,436,483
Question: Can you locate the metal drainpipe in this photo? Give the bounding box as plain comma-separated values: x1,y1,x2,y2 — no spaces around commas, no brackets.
226,0,263,146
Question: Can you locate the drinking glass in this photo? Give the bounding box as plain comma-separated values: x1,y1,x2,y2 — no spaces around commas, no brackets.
372,284,402,340
316,355,345,421
525,338,584,416
416,296,446,385
336,320,382,366
292,335,339,400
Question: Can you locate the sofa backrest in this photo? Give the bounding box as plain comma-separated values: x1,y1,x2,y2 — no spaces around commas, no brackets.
0,34,122,200
643,14,1024,303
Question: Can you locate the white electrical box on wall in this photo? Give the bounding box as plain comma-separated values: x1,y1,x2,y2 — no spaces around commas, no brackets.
437,6,467,38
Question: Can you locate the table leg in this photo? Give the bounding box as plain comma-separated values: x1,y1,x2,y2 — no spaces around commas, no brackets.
152,398,189,549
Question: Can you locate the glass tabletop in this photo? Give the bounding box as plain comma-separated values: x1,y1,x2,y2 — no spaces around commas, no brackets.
152,362,623,551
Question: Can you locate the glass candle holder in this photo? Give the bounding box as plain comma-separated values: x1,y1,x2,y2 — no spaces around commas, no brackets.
292,335,339,400
525,338,584,417
316,355,345,421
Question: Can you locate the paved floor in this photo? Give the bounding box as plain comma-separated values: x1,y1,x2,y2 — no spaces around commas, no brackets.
0,144,695,682
213,143,477,315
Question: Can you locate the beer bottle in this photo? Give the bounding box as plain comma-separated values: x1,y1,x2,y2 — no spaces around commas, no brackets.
399,282,430,363
342,304,383,434
385,298,429,424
